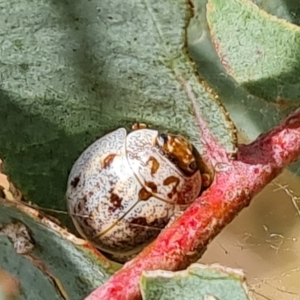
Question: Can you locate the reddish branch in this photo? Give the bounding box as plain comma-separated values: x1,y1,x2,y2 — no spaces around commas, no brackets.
85,108,300,300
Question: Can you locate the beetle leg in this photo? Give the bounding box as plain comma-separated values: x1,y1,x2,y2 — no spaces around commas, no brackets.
131,122,148,131
165,207,184,228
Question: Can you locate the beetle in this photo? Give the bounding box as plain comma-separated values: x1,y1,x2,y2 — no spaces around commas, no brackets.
66,126,202,262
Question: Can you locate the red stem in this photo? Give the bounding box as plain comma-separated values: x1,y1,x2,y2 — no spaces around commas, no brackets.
85,108,300,300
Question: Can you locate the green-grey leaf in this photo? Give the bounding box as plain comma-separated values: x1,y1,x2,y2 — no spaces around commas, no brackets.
187,0,300,175
0,198,113,300
252,0,300,27
0,0,235,212
140,263,252,300
206,0,300,103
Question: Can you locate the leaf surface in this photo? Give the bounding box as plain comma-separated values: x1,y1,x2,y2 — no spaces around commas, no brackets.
140,263,252,300
188,0,300,174
0,198,113,300
0,0,236,211
206,0,300,103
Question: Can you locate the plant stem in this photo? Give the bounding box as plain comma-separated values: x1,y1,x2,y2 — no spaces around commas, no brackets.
85,108,300,300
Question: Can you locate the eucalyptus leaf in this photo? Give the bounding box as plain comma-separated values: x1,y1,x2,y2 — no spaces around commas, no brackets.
187,0,300,174
0,198,113,300
0,0,235,212
206,0,300,103
0,0,299,298
252,0,300,27
140,263,252,300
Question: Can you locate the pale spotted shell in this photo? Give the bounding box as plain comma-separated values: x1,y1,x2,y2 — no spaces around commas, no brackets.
66,128,201,261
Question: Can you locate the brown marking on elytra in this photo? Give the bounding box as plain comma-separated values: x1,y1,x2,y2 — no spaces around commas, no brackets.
138,182,157,201
102,154,117,169
146,156,160,175
145,181,157,193
75,200,84,212
129,216,169,229
130,217,148,226
71,176,80,188
81,215,98,235
108,180,115,187
109,193,123,212
138,187,152,201
74,195,89,214
163,176,180,187
163,176,180,199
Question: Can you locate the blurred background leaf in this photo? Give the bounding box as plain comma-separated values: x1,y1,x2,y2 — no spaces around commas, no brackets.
207,0,300,103
188,0,300,174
